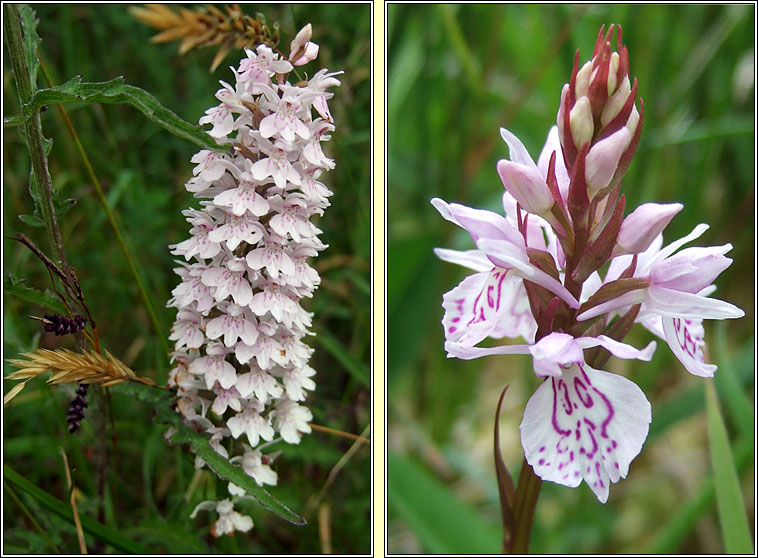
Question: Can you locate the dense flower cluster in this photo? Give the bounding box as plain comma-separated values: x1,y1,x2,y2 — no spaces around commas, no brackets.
434,25,743,503
167,25,340,533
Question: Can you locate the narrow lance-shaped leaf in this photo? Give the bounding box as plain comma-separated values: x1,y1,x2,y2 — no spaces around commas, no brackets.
117,382,306,526
20,168,74,228
704,380,753,553
494,385,515,552
18,4,41,90
4,465,151,554
25,76,224,152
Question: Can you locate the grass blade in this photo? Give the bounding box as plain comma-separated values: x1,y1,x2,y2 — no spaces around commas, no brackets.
4,465,151,554
388,451,501,554
314,328,370,387
704,380,753,553
646,436,753,553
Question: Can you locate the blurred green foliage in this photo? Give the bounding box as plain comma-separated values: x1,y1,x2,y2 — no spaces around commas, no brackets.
388,4,754,554
4,3,370,554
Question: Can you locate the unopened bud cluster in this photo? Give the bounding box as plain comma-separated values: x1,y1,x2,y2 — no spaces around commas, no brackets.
557,25,642,197
167,25,341,534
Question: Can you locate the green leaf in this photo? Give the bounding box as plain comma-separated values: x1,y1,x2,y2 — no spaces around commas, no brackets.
18,4,40,90
129,521,208,554
4,274,68,314
18,213,44,227
388,451,501,554
493,386,514,550
705,380,753,553
4,115,27,128
314,328,370,386
4,464,151,554
22,165,73,230
25,76,223,152
117,382,306,526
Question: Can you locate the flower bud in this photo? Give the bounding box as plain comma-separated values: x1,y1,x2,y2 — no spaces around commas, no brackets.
557,84,569,143
575,60,592,99
607,52,619,96
569,96,594,149
615,202,683,255
601,76,630,127
585,127,631,195
559,24,639,164
625,103,640,137
290,23,312,55
289,23,319,66
497,160,554,215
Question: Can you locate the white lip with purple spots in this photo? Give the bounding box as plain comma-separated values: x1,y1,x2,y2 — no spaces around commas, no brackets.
520,363,651,503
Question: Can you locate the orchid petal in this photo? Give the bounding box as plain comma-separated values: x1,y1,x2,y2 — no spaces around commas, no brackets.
537,126,570,198
478,238,580,309
445,340,531,360
661,316,717,377
577,288,647,321
500,127,539,170
520,364,651,503
442,270,534,348
576,335,657,361
649,245,733,294
528,332,584,377
432,198,525,248
644,286,745,320
433,248,492,272
641,223,709,272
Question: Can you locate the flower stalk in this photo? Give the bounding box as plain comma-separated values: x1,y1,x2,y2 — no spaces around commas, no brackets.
4,4,68,273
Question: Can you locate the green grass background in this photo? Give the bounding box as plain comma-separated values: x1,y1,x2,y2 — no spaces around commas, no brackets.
3,4,370,554
387,4,754,554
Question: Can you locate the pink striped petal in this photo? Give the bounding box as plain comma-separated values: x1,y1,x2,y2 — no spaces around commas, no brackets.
661,316,716,377
520,364,651,503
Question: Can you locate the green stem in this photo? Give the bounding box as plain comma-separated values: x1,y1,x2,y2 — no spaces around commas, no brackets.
4,4,67,268
3,481,61,553
508,457,542,553
37,56,170,360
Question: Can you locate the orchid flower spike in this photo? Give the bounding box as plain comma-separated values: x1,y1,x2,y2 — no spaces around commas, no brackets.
168,39,340,530
433,23,743,504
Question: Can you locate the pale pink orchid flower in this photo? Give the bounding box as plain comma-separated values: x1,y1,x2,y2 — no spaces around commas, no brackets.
578,224,744,377
191,498,253,537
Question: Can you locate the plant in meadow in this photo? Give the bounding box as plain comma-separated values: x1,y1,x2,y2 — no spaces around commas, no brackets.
167,24,341,534
434,22,743,522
